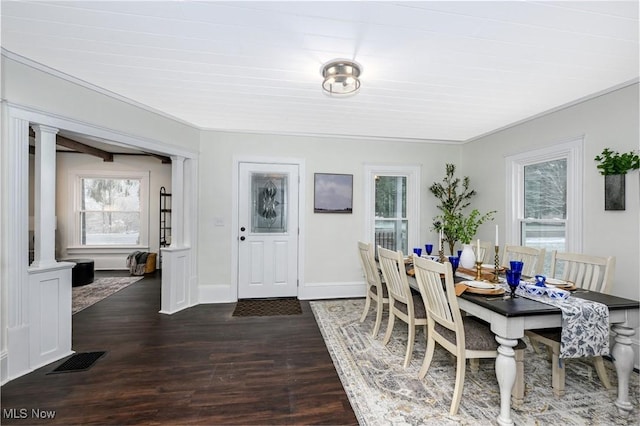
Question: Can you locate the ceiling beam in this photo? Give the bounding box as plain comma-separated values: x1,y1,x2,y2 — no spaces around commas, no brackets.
55,135,113,162
29,127,113,162
147,153,172,164
28,127,170,163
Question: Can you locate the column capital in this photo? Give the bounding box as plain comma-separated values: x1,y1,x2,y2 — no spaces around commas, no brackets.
31,124,59,135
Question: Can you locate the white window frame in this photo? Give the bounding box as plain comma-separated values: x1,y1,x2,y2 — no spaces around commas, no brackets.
68,170,150,250
505,137,583,252
363,164,421,253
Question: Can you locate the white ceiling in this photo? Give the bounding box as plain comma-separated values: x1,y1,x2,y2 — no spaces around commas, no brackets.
2,1,638,142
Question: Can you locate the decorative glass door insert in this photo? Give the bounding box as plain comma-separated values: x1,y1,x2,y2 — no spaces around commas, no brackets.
251,173,288,233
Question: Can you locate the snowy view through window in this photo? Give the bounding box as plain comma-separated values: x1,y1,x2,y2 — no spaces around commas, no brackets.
81,178,141,245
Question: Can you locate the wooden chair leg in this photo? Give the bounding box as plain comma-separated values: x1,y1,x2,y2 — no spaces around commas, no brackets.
450,354,466,415
359,292,371,323
372,297,383,337
419,333,435,379
593,356,612,389
551,346,565,397
511,349,525,406
404,322,416,368
469,358,479,372
528,335,542,354
382,312,395,346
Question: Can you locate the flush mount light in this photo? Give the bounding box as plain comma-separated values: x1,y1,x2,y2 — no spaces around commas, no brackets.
321,59,362,97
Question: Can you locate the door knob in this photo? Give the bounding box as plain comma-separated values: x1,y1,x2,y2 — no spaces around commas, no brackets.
240,236,246,241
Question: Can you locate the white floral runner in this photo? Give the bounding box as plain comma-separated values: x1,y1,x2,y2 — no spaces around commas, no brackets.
454,270,609,358
515,285,610,358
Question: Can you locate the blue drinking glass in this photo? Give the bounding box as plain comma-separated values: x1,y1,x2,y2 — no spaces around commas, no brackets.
413,248,422,257
457,250,463,259
425,244,433,256
510,260,524,274
505,269,522,298
448,256,460,274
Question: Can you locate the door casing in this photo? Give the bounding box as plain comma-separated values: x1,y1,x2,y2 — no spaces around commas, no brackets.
231,156,305,301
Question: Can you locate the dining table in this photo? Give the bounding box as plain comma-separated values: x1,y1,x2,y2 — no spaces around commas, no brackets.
406,269,640,426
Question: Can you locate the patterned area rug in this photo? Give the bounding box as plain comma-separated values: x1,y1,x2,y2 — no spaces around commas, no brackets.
232,298,302,317
73,276,143,314
311,298,639,426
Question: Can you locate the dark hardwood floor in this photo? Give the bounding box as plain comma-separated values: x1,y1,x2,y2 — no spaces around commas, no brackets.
1,271,358,425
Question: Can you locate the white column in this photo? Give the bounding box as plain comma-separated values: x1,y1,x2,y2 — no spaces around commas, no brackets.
31,124,59,268
170,156,185,247
3,114,31,381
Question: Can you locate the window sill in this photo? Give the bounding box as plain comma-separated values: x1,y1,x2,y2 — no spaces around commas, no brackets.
66,246,150,256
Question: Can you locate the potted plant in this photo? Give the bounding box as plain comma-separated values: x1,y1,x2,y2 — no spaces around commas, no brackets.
429,164,495,262
594,148,639,210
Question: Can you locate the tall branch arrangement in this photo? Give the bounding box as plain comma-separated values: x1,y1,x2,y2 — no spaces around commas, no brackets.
429,164,495,255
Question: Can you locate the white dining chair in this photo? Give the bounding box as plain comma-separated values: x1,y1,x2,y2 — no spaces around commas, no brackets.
472,240,495,264
501,245,546,277
412,255,526,414
378,246,428,368
525,251,615,396
357,241,389,337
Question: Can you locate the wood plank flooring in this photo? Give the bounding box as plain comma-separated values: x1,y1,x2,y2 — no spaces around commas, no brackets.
1,271,358,425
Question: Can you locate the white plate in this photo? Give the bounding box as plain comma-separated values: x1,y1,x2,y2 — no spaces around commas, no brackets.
461,280,496,289
545,277,570,286
481,264,499,269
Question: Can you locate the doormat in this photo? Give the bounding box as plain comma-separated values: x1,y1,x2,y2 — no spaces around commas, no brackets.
232,298,302,317
47,351,106,374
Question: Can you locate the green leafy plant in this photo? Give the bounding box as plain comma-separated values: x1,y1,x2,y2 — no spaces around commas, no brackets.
429,164,495,254
452,209,496,245
594,148,639,175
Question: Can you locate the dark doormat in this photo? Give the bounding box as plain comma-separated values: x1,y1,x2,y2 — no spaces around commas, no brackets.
232,298,302,317
47,351,106,374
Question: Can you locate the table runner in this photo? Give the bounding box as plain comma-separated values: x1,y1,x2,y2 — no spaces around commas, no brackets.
454,270,609,358
515,285,610,359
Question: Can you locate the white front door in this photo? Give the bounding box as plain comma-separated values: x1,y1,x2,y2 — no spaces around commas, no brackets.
238,162,299,299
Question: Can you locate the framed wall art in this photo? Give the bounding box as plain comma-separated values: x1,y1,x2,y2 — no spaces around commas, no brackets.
314,173,353,213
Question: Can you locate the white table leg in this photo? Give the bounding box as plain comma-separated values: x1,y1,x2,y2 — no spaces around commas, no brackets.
495,335,517,426
611,325,636,418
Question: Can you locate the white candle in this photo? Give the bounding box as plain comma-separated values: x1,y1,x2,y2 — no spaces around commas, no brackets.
439,229,443,251
495,225,499,247
477,238,480,257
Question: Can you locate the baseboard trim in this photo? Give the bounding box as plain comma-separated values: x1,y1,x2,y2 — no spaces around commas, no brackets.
298,281,366,300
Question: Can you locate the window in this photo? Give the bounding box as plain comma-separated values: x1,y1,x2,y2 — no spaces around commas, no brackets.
506,138,583,273
364,165,420,256
73,171,149,247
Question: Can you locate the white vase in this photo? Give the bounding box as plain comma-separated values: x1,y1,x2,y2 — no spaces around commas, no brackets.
459,244,476,269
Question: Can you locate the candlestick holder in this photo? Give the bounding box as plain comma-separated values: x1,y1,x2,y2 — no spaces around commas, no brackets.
492,245,500,283
438,248,445,263
475,261,483,281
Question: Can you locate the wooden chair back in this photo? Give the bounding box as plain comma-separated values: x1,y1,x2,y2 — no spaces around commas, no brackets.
502,245,546,276
413,256,462,343
550,251,615,293
377,247,412,307
472,240,495,264
357,241,382,290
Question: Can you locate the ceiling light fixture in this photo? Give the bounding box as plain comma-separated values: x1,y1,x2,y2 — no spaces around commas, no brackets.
321,59,362,97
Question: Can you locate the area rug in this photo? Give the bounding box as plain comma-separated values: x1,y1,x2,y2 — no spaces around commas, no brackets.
73,276,143,314
311,298,639,426
232,298,302,317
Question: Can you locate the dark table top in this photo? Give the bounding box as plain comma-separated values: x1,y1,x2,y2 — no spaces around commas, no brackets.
459,290,640,318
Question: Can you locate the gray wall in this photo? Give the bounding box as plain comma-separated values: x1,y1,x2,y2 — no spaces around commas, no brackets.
461,83,639,301
197,131,461,300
